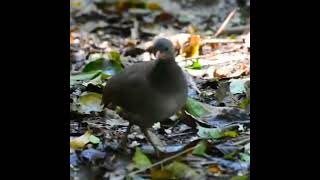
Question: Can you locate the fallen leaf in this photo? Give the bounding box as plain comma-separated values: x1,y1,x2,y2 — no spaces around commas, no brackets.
223,130,239,138
88,134,100,144
81,148,106,161
230,175,249,180
83,51,124,76
78,92,103,114
240,152,250,162
207,165,222,174
70,70,102,85
197,126,224,139
133,147,152,169
188,59,202,69
229,78,250,95
147,2,162,11
192,140,208,156
70,131,92,149
215,143,242,155
184,98,212,118
206,157,249,171
70,154,80,167
213,63,250,79
151,169,173,180
165,161,202,180
183,35,201,58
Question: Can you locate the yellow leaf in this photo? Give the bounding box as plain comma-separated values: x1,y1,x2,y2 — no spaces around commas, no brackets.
70,131,91,150
147,2,162,11
183,35,201,58
151,169,173,180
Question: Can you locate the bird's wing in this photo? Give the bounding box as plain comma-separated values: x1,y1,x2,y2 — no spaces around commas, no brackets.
103,62,153,109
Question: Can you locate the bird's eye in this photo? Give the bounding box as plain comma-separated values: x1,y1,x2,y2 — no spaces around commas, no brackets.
164,47,169,51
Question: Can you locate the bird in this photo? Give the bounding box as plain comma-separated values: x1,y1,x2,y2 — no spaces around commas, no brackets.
102,38,188,154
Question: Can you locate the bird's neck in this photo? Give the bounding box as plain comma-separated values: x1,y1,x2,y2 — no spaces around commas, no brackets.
148,58,184,92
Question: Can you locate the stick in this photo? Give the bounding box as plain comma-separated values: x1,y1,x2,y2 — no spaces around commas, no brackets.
214,9,237,37
201,39,243,44
128,146,196,176
224,25,250,34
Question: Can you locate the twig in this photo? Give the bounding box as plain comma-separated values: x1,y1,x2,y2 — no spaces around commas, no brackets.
232,137,250,146
128,146,196,176
214,9,237,37
201,39,243,44
224,25,250,34
167,131,195,138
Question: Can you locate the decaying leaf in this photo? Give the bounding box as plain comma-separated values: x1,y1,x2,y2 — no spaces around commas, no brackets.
77,92,103,114
230,175,249,180
213,63,249,79
229,78,250,95
165,161,202,180
81,148,106,161
197,126,224,139
207,165,223,174
192,140,208,156
133,147,152,169
223,130,239,138
183,35,201,58
184,98,212,118
70,131,92,149
151,169,173,180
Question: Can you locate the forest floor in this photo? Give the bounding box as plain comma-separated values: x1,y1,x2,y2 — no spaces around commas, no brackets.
70,0,250,179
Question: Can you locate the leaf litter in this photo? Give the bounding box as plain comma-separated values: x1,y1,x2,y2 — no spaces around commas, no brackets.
70,0,250,179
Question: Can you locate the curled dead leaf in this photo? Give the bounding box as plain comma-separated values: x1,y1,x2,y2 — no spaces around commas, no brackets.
208,165,223,174
183,35,201,58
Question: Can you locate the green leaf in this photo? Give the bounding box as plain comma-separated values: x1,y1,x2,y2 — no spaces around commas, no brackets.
192,140,208,156
89,135,100,144
229,34,237,40
82,73,110,87
223,131,239,138
197,126,224,139
224,151,238,160
82,52,124,76
70,131,92,150
83,58,104,72
185,98,212,118
109,51,121,63
230,175,248,180
165,161,201,180
189,59,202,69
240,153,250,162
78,92,103,114
133,147,152,169
70,70,102,84
239,98,250,109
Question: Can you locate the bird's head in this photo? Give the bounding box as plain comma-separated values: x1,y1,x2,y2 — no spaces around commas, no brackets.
147,38,175,61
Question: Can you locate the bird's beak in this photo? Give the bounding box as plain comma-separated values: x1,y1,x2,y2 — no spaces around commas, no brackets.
155,50,166,60
155,51,161,59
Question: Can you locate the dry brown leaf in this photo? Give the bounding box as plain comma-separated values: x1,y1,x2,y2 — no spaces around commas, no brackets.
70,35,74,44
208,165,223,174
183,35,201,58
213,62,249,79
151,169,173,180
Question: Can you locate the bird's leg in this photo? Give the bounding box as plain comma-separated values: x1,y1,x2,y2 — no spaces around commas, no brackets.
141,128,162,157
119,122,133,148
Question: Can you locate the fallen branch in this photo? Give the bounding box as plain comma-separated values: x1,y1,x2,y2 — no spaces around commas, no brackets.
214,9,237,37
128,146,196,177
